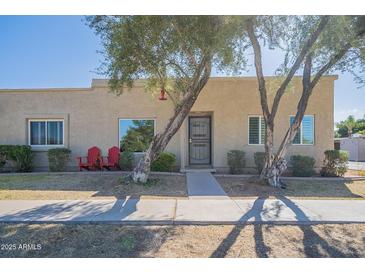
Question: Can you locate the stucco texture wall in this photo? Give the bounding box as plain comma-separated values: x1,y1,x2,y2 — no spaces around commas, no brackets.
0,76,335,172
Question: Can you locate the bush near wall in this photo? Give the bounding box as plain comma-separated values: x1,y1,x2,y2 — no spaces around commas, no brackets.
47,148,71,172
227,150,246,174
290,155,315,177
320,150,349,177
0,145,33,172
151,152,176,172
254,152,266,174
119,151,134,171
0,151,6,171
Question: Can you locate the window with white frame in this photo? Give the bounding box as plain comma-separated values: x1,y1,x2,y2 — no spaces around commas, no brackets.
29,120,64,146
248,116,266,145
290,115,314,145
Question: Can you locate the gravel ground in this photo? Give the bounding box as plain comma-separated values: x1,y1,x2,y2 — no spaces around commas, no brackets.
217,176,365,199
0,173,187,200
1,223,364,258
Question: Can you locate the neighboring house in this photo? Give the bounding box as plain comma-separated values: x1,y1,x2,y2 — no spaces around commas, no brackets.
339,134,365,161
0,76,337,172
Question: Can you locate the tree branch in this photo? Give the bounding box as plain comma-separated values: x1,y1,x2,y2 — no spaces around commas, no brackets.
170,19,198,68
270,16,330,119
245,19,271,121
274,54,313,161
310,25,365,89
274,25,365,162
165,59,190,78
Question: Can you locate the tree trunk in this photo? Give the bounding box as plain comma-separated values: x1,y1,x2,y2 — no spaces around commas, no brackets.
261,55,313,187
247,17,362,188
348,128,353,138
260,121,288,187
132,100,196,182
132,60,212,183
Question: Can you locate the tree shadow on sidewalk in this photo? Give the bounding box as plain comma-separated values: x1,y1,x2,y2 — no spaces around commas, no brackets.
275,194,347,257
210,193,356,258
210,194,271,258
0,195,141,223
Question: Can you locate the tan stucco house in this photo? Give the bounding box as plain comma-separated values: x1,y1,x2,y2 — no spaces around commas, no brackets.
0,76,337,172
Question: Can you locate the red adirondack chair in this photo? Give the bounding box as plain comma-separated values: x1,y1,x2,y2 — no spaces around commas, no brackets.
101,146,120,170
76,146,102,171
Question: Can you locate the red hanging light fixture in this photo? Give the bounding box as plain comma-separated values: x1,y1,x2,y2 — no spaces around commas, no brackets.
158,88,168,100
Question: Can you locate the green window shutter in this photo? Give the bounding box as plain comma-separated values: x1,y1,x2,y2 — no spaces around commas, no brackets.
249,117,260,144
290,116,301,144
302,116,314,144
260,117,266,144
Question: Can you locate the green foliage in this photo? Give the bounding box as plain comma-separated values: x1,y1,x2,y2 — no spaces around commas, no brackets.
227,150,246,174
151,152,176,172
0,159,5,171
254,152,266,174
119,151,134,171
119,235,135,251
0,145,33,172
253,16,365,85
87,16,247,97
143,177,160,187
290,155,315,177
10,146,33,172
119,174,160,186
320,150,349,177
47,148,71,172
120,120,154,152
336,115,365,137
0,147,6,171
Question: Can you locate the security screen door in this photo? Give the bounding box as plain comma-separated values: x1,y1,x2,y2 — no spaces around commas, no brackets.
188,116,211,165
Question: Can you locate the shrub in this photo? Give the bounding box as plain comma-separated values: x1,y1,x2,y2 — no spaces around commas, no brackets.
0,150,6,171
320,150,349,177
290,155,315,177
227,150,246,174
0,146,11,171
119,151,134,171
0,145,33,172
10,146,33,172
47,148,71,172
151,152,176,172
254,152,266,174
0,156,6,171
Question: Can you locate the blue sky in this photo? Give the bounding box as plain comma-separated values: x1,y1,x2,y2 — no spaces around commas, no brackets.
0,15,364,123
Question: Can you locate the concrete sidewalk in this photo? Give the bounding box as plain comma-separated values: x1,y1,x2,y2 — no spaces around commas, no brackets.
186,171,228,199
0,198,365,224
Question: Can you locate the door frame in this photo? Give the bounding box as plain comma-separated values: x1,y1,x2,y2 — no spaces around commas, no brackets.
188,115,212,165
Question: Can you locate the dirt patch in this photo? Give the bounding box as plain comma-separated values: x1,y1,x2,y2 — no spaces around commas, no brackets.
1,223,364,258
346,170,365,177
216,176,365,199
0,173,187,200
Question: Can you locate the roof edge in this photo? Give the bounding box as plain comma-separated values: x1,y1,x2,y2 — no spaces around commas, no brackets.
0,75,339,92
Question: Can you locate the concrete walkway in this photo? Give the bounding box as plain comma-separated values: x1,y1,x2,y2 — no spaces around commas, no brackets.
348,161,365,171
186,171,228,199
1,198,365,225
